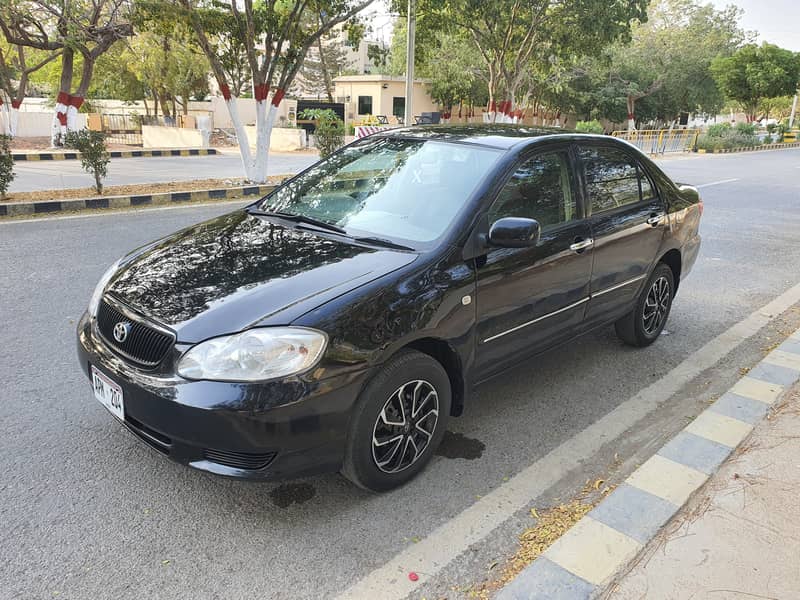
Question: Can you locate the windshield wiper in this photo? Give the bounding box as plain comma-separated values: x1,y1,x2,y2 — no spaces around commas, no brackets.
248,209,414,251
352,236,415,251
247,209,346,234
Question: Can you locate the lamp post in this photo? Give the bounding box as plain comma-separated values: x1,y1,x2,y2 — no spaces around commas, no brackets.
403,0,416,127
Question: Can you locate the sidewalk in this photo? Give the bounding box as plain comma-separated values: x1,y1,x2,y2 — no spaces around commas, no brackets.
609,385,800,599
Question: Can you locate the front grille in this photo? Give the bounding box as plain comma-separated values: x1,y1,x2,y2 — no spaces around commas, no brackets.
97,299,174,368
203,448,277,470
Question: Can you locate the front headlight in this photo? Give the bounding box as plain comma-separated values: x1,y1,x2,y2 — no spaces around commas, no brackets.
88,259,121,316
177,327,327,382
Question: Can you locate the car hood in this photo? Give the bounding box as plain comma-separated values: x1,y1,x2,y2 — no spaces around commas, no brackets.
105,211,417,342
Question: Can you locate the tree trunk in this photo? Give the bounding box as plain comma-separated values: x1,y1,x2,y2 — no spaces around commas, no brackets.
52,49,74,146
626,95,636,131
52,49,93,145
223,88,281,183
8,101,20,136
316,34,334,103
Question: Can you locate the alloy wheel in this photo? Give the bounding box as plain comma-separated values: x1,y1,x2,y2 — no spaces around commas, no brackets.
642,275,671,335
371,380,439,474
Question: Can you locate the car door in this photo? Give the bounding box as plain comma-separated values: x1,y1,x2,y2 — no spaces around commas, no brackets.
577,143,667,325
474,146,593,380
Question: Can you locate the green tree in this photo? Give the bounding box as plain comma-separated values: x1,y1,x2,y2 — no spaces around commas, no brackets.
395,0,647,121
712,43,800,121
293,25,351,101
366,43,390,73
0,0,133,144
578,0,747,129
421,31,487,118
143,0,374,182
89,43,146,103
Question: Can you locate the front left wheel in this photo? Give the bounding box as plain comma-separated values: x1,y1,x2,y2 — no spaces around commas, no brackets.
342,350,451,492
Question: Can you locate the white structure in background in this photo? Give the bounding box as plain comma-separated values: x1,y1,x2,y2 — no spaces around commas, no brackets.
335,27,384,75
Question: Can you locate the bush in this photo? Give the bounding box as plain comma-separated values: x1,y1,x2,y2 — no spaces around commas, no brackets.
734,122,757,136
0,134,14,198
696,122,762,150
64,129,110,193
301,109,345,159
706,122,731,137
766,123,777,134
575,120,604,134
762,134,774,144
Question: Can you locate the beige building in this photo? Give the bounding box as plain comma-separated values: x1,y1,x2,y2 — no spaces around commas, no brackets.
333,75,438,124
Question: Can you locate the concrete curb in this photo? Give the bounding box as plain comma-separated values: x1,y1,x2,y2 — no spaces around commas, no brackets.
497,328,800,600
0,184,275,217
12,148,218,161
695,142,800,154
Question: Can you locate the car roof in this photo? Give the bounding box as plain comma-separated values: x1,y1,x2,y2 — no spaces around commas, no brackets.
375,124,613,151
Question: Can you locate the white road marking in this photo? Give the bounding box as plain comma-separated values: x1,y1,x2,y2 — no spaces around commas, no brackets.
337,280,800,600
696,178,739,188
0,199,249,226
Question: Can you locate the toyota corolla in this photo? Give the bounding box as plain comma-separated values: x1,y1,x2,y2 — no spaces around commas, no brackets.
77,126,702,491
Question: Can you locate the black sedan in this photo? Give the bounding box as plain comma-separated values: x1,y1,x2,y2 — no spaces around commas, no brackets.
77,126,702,491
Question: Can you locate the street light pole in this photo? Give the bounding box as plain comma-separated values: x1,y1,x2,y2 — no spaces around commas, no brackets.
403,0,415,127
789,93,798,129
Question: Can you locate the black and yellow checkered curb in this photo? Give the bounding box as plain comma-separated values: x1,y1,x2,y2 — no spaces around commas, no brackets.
695,141,800,154
12,148,219,161
0,184,274,218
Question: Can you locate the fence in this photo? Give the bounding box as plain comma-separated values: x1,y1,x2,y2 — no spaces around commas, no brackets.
611,129,700,154
87,113,212,146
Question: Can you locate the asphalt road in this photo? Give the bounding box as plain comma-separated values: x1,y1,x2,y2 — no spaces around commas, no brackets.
9,151,318,192
1,149,800,600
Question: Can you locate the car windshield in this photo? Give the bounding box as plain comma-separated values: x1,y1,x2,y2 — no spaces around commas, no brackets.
258,137,502,245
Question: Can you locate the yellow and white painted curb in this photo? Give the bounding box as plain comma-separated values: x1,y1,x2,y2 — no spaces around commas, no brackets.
498,328,800,599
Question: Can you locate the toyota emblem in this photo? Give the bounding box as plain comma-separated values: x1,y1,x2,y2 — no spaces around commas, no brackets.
113,321,131,343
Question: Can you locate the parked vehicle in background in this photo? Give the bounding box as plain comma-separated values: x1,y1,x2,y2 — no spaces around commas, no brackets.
77,126,702,491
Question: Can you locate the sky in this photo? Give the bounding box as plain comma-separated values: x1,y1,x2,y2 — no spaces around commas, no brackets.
365,1,800,51
698,0,799,50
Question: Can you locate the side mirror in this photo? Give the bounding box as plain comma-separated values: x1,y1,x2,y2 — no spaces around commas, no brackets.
487,217,541,248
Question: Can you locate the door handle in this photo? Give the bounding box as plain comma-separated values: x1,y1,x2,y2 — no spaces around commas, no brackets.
570,237,594,252
647,213,665,226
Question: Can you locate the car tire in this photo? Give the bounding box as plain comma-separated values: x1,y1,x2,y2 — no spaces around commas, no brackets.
341,350,451,492
615,263,675,347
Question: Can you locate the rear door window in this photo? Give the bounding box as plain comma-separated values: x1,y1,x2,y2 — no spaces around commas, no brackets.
579,146,647,213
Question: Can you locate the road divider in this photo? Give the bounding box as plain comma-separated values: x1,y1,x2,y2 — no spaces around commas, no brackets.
0,183,275,218
12,148,218,161
695,141,800,154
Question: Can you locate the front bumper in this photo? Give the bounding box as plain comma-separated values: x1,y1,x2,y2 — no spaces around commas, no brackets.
76,312,369,480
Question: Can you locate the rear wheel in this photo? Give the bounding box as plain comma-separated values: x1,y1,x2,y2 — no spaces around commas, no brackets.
615,263,675,347
342,350,451,492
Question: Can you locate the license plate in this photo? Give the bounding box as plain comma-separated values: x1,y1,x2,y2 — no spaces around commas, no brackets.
91,366,124,421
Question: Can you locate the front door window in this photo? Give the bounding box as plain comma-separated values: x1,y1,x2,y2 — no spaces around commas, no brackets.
488,151,577,229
